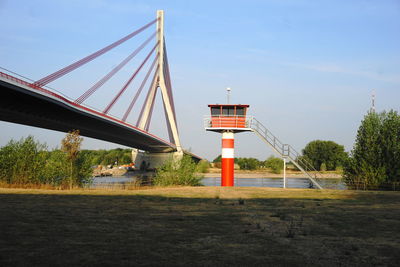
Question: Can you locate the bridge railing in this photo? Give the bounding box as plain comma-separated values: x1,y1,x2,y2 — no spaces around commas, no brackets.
0,68,129,124
1,68,97,112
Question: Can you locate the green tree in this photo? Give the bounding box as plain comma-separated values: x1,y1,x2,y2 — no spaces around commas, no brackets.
235,157,260,170
61,130,83,188
302,140,347,171
120,152,132,165
213,155,222,163
379,110,400,185
344,110,400,190
264,156,284,174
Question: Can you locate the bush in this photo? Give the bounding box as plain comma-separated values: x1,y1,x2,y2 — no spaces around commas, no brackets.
72,151,93,187
0,136,48,184
264,156,284,174
335,165,343,173
0,135,92,188
41,150,69,186
154,155,203,186
320,162,327,172
213,162,221,169
197,160,210,173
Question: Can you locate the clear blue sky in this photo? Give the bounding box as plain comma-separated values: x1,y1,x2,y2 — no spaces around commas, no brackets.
1,0,399,160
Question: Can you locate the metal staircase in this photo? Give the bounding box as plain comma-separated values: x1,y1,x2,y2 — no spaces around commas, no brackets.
249,117,323,189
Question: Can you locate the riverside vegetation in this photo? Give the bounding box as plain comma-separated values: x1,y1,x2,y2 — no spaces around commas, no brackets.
0,132,205,188
0,131,92,188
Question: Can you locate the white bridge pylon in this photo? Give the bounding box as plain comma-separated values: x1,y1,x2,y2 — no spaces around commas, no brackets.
137,10,182,153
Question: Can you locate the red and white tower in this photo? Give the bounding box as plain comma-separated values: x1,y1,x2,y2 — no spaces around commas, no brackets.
204,104,251,186
221,132,234,186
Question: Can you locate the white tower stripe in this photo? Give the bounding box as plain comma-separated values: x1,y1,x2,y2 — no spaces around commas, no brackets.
222,148,234,158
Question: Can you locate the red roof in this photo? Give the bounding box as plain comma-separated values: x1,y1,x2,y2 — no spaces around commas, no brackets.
208,104,249,108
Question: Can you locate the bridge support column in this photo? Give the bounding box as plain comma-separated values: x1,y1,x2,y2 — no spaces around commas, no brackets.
221,131,234,186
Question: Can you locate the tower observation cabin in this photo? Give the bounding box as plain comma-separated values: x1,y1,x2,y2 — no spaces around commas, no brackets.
204,104,252,186
205,104,252,133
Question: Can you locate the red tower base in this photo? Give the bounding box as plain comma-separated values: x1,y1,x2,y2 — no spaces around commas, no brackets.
221,132,234,186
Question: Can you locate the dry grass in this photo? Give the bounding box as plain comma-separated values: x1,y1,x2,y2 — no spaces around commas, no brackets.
0,181,58,190
0,187,399,266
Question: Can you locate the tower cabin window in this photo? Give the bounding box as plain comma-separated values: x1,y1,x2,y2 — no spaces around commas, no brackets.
222,106,235,116
209,105,248,117
236,107,245,116
211,107,220,116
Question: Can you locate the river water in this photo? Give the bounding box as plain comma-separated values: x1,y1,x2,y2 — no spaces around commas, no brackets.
92,176,346,189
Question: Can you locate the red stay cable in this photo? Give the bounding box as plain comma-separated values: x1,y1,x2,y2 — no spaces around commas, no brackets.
75,32,156,104
136,67,159,127
103,42,159,114
34,19,157,87
122,54,159,122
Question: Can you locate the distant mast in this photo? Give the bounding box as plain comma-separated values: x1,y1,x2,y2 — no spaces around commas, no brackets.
226,87,231,104
371,90,375,113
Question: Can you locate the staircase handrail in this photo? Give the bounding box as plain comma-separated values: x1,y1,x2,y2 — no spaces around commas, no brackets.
249,117,323,189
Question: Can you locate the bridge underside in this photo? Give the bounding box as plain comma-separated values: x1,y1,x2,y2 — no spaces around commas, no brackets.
0,79,176,153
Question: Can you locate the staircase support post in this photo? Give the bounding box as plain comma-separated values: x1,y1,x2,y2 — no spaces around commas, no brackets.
283,157,286,188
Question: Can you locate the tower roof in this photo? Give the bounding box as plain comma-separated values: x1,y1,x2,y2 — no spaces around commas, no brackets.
208,104,249,108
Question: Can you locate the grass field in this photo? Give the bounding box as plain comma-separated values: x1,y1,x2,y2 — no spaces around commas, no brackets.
0,187,399,266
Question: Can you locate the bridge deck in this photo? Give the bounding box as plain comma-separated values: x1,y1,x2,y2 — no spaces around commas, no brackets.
0,73,176,153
